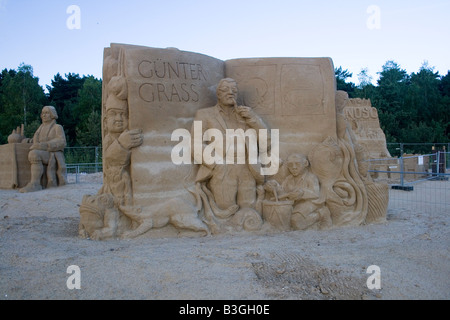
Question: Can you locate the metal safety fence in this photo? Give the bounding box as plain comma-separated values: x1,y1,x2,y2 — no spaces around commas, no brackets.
386,143,449,168
64,146,102,165
66,163,103,184
367,152,450,215
64,147,103,184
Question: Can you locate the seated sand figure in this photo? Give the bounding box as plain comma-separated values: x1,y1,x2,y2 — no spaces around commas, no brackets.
19,106,67,193
192,78,268,232
264,153,331,230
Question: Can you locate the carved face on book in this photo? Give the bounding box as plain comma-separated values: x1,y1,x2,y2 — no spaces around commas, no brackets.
217,78,238,108
106,106,128,134
286,153,309,177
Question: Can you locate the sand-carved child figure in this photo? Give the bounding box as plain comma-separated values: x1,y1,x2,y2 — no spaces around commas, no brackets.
98,76,143,206
264,153,332,230
79,75,143,239
79,73,209,239
19,106,67,193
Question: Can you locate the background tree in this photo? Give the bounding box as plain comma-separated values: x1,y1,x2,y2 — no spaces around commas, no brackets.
46,73,86,146
403,63,446,146
75,76,102,124
369,61,410,143
335,61,449,154
356,68,376,99
335,66,356,97
0,64,47,144
76,110,102,147
74,76,102,146
439,71,450,138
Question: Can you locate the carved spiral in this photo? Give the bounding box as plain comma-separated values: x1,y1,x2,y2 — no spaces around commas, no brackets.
241,209,263,231
332,181,356,206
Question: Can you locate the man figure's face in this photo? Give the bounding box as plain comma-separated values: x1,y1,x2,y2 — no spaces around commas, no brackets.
106,108,128,133
41,108,53,124
217,81,238,107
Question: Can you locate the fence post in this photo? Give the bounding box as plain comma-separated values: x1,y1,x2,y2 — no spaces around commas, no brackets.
95,147,99,173
437,151,440,179
399,143,404,186
76,165,80,184
446,145,449,170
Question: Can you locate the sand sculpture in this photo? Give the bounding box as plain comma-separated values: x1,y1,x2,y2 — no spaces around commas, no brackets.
343,97,391,160
79,43,389,240
19,106,67,192
0,125,31,189
0,106,67,191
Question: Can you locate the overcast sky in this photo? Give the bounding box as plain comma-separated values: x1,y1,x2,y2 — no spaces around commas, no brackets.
0,0,449,90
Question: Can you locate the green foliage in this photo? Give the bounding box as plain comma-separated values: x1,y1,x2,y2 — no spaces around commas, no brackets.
335,66,356,97
46,73,102,146
76,110,102,146
64,147,101,164
356,68,376,99
0,64,47,144
47,73,85,146
75,77,103,147
24,119,41,139
76,76,102,122
439,71,450,97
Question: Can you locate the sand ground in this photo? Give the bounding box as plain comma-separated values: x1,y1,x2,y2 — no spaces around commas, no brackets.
0,173,449,300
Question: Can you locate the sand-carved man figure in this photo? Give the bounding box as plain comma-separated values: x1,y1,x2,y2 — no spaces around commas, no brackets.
192,78,269,232
264,153,331,230
20,106,67,193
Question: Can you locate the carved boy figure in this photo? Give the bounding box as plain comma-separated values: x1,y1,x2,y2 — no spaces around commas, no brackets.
19,106,67,193
192,78,268,229
264,153,331,230
99,76,143,206
79,76,143,239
